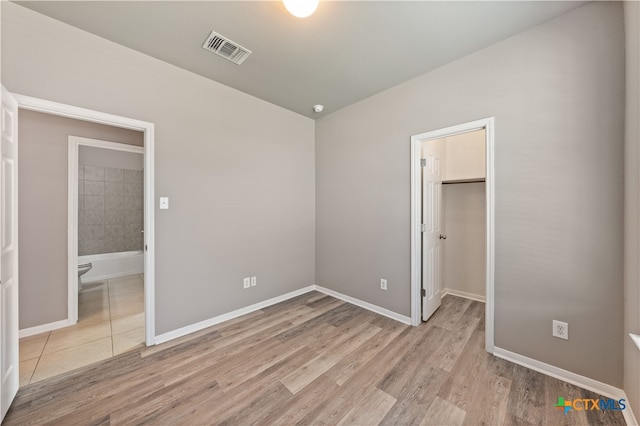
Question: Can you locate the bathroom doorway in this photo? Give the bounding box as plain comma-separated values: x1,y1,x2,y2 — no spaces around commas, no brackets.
67,137,146,363
14,94,155,386
68,137,145,324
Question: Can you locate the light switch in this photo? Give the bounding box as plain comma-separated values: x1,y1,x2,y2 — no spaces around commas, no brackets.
159,197,169,210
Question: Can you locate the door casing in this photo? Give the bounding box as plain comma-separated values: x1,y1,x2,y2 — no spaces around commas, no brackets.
12,94,157,346
410,117,495,353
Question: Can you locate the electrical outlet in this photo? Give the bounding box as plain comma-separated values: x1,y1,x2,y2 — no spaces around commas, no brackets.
553,320,568,340
251,276,257,287
243,277,251,289
380,279,387,290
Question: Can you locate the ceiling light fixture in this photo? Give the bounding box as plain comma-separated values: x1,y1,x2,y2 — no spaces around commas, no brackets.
313,105,324,113
283,0,319,18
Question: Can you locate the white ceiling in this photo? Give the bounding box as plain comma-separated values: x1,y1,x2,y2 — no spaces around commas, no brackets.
15,1,588,118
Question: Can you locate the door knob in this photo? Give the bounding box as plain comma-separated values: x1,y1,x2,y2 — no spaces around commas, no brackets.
439,234,447,240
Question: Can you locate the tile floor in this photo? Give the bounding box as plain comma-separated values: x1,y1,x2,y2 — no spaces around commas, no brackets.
18,274,145,386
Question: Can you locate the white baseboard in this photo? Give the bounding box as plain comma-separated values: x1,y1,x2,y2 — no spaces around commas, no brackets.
19,318,74,338
442,288,486,303
313,285,412,325
493,347,637,425
154,286,316,345
627,405,639,426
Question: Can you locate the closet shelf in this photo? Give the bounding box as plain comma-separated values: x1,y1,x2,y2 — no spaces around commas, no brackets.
442,178,486,185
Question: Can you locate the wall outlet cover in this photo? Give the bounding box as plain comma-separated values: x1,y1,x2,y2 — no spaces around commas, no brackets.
552,320,568,340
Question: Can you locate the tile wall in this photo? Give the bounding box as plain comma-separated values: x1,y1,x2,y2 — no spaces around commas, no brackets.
79,165,143,255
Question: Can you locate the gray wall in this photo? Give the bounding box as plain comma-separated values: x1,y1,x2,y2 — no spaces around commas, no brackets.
3,3,316,335
316,2,624,387
18,109,143,329
443,183,485,298
79,145,144,170
624,0,640,418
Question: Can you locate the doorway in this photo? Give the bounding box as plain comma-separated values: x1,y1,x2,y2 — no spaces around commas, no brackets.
410,117,495,353
10,94,155,389
68,137,145,329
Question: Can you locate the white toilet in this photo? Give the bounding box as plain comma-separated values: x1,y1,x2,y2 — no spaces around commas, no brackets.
78,262,92,291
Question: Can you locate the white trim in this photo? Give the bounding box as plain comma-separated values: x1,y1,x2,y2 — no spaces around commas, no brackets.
12,94,151,131
68,136,144,325
495,347,638,426
155,286,316,345
13,93,157,346
155,284,412,345
442,288,486,303
631,333,640,351
314,285,412,325
627,404,639,426
494,347,625,401
19,319,73,338
410,117,495,354
68,140,79,324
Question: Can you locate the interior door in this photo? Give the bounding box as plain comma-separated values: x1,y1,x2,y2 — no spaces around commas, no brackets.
0,86,19,421
422,140,443,321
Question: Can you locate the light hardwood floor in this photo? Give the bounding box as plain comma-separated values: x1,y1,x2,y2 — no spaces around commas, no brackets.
5,292,626,425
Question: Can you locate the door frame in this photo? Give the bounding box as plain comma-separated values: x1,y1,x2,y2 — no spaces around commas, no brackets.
68,137,145,325
410,117,495,353
13,94,157,346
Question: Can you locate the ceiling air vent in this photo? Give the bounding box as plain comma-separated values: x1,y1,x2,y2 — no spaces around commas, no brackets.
202,31,252,65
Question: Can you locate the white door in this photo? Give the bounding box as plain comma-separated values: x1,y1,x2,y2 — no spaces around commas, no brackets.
422,140,443,321
0,86,19,421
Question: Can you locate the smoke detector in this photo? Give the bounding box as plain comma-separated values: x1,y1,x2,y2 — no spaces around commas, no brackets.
313,105,324,113
202,30,252,65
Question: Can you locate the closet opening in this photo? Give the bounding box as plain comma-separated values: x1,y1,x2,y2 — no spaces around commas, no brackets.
410,118,495,353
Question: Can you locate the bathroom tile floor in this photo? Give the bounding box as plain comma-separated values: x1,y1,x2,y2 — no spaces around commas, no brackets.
18,274,145,386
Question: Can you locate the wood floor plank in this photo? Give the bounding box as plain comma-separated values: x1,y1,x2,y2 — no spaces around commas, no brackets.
266,374,340,425
216,382,293,426
463,371,512,426
109,376,223,425
325,318,406,386
179,347,314,425
5,293,626,426
543,375,590,426
280,319,381,393
377,324,446,398
336,387,396,426
430,295,471,330
504,364,547,425
295,327,422,425
420,396,467,426
437,329,489,410
427,319,479,372
379,363,448,425
580,389,627,426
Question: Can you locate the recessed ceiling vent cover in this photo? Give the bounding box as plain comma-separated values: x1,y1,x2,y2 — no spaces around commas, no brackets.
202,30,252,65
